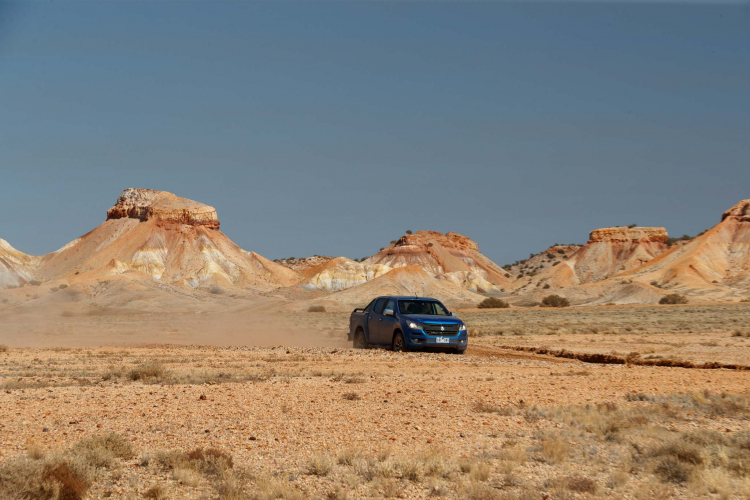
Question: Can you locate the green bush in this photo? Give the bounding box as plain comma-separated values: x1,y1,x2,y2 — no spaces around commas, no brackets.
659,294,688,305
477,297,509,309
541,295,570,308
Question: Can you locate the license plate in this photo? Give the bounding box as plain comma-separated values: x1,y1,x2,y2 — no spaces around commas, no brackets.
436,337,450,344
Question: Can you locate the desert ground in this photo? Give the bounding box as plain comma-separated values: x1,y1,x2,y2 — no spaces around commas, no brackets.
1,304,749,499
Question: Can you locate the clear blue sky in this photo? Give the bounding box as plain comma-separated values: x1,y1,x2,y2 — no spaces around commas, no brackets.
1,1,748,266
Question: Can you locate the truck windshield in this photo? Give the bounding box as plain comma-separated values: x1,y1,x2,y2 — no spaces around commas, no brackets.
398,300,450,316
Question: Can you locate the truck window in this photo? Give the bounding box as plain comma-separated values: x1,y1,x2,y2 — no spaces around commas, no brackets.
373,298,387,314
363,299,376,313
397,300,450,316
384,298,395,312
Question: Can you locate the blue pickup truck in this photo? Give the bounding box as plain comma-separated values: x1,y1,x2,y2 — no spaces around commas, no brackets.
348,296,468,354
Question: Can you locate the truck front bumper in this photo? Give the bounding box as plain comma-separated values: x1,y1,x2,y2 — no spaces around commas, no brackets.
406,333,468,350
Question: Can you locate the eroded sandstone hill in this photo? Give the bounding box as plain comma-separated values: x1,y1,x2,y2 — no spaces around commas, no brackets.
510,226,668,293
622,200,750,301
0,188,299,290
301,231,511,293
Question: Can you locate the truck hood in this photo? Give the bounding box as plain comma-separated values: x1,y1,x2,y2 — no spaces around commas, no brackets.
402,314,463,325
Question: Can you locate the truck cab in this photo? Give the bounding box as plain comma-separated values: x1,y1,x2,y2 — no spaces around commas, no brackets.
348,296,468,354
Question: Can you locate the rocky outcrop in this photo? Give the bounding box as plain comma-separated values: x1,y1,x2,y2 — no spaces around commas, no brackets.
722,200,750,222
588,227,668,243
106,188,220,229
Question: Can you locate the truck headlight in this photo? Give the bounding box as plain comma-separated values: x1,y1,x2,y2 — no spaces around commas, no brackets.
408,322,422,330
459,324,467,332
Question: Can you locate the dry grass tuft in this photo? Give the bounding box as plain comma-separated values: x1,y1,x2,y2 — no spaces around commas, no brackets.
27,443,47,460
468,461,490,482
306,452,335,476
552,474,598,493
0,344,8,353
143,484,167,499
154,447,234,478
540,433,570,464
460,480,503,500
337,447,363,466
71,433,135,468
127,361,168,382
472,400,515,416
173,467,201,487
342,391,361,401
308,305,326,313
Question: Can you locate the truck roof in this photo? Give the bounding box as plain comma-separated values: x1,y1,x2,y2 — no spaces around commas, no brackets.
377,296,441,301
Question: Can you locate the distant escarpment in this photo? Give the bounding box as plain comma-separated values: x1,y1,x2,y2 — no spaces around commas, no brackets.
588,227,668,244
106,188,220,229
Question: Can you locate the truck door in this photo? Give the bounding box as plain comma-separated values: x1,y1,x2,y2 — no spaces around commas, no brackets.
380,298,398,344
368,298,387,345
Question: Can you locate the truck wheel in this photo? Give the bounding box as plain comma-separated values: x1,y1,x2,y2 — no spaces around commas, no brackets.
392,332,407,353
453,348,466,355
353,329,368,349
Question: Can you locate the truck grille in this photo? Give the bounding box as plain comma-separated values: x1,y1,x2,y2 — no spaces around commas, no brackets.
423,324,460,336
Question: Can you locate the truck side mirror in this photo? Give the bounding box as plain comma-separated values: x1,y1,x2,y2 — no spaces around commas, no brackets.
384,309,394,317
450,312,457,316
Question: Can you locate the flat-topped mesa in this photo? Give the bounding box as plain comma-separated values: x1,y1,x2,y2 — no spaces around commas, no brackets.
588,227,668,244
722,200,750,222
394,231,479,251
106,188,220,229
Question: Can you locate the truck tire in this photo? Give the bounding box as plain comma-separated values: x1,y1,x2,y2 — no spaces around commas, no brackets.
353,329,368,349
453,348,466,355
392,331,407,353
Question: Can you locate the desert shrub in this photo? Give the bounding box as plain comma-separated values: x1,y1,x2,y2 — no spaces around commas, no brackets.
343,392,361,401
541,295,570,308
405,230,413,235
546,253,554,259
71,433,135,468
654,456,691,483
0,458,90,500
659,294,689,305
543,284,550,289
0,344,8,353
208,285,224,295
127,361,168,382
307,305,326,313
43,462,89,500
477,297,509,309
